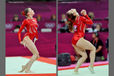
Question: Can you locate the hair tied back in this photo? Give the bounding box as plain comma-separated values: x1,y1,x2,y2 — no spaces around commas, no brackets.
22,11,25,16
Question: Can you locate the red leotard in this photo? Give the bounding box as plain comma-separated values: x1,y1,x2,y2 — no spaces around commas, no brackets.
72,15,93,45
18,18,38,43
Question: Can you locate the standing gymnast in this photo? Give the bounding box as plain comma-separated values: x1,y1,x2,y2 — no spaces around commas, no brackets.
18,8,40,73
66,9,96,73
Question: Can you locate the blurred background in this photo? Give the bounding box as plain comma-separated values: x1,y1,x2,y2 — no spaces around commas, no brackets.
6,0,55,2
58,0,103,2
6,0,56,57
58,0,109,64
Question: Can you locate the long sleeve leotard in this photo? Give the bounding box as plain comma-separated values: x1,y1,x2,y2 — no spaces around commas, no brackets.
18,18,38,43
72,15,93,45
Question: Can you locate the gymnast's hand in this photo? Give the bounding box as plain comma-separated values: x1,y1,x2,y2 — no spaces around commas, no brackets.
20,41,26,47
34,38,38,44
69,29,74,33
81,9,87,16
67,9,78,16
71,9,78,16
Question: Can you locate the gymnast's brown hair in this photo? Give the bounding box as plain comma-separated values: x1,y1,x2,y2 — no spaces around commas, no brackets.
66,13,76,32
22,8,29,17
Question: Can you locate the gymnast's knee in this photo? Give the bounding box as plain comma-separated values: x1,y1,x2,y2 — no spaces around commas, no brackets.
34,52,40,60
82,54,87,60
91,46,96,53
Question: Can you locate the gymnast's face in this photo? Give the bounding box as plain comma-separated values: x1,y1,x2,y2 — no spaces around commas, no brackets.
28,8,35,16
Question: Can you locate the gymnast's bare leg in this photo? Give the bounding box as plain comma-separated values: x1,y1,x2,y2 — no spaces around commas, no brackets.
19,36,40,73
72,45,87,73
73,38,96,73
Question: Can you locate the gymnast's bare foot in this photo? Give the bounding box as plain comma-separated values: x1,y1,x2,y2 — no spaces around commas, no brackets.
88,66,95,74
18,65,26,73
25,70,33,73
74,69,79,74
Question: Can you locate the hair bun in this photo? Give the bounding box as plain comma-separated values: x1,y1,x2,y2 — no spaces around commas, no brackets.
22,11,25,16
68,18,71,21
68,18,74,23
